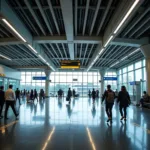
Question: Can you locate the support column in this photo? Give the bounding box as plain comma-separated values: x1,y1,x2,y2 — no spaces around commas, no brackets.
141,44,150,95
99,69,106,96
45,69,51,97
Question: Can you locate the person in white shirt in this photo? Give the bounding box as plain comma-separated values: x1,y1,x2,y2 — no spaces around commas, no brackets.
4,85,19,119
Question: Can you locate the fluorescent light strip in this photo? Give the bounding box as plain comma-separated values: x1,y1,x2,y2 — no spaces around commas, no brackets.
99,48,104,55
120,56,128,61
128,48,140,56
50,66,55,71
104,35,113,47
27,44,38,54
38,55,47,63
110,48,140,68
2,19,26,42
114,0,140,34
0,54,11,61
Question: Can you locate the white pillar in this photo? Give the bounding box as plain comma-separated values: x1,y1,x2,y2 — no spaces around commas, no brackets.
99,69,106,96
45,69,51,97
141,44,150,95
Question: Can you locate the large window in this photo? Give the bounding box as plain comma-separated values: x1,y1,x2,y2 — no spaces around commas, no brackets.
104,71,117,91
50,72,100,97
20,72,45,92
117,59,146,96
20,71,100,97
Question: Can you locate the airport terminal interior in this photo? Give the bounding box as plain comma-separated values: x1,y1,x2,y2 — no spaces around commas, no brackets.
0,0,150,149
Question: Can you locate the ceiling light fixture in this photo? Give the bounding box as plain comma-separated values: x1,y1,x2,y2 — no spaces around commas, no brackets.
27,44,38,54
120,56,128,61
113,0,140,34
109,48,140,68
2,18,27,42
38,55,47,63
128,48,140,56
104,35,113,48
0,54,11,61
99,48,104,55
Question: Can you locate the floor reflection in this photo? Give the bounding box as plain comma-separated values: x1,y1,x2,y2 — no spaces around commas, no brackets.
0,97,150,150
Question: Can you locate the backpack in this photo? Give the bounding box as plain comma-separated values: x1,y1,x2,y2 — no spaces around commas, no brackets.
106,91,115,103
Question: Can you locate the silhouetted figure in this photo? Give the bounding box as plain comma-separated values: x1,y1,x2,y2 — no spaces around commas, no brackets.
73,89,76,97
40,89,45,100
102,85,115,124
0,86,5,119
34,89,38,102
67,88,72,104
30,89,34,100
15,88,21,105
92,89,96,104
117,86,130,121
23,89,26,98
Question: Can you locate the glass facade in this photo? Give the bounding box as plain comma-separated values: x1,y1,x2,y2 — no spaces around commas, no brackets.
0,77,20,91
20,71,101,97
104,71,117,91
50,72,100,97
20,72,45,92
117,59,146,96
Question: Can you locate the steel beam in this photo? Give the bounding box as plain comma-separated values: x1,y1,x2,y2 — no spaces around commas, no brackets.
35,0,53,35
47,0,60,35
60,0,74,59
0,0,56,70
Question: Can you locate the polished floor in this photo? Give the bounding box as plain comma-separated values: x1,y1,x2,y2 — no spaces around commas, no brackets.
0,97,150,150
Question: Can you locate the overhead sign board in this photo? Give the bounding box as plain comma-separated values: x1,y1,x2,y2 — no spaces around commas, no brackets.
103,77,117,81
61,60,80,69
33,76,47,80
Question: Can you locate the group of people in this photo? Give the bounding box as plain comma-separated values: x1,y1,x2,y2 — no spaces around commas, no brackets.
15,88,45,103
102,85,130,123
0,85,19,119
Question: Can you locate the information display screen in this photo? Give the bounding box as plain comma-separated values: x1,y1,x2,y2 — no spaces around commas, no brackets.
61,60,80,69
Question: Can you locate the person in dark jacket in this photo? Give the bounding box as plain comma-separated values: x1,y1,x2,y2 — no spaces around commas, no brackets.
92,89,96,104
0,86,5,119
34,89,38,102
117,86,130,121
67,88,72,104
102,85,115,123
15,88,21,105
73,89,76,98
30,89,34,100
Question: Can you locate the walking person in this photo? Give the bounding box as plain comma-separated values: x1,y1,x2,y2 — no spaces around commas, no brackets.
102,85,115,123
67,88,72,104
30,89,34,101
34,89,38,102
4,85,19,119
15,88,21,105
117,86,131,121
0,86,5,119
92,89,96,104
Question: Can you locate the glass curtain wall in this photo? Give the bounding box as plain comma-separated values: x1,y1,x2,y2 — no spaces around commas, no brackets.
20,71,101,97
50,72,100,97
117,59,146,96
20,72,45,92
104,71,117,91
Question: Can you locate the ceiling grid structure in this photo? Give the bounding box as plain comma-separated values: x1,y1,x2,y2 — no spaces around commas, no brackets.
0,0,149,71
